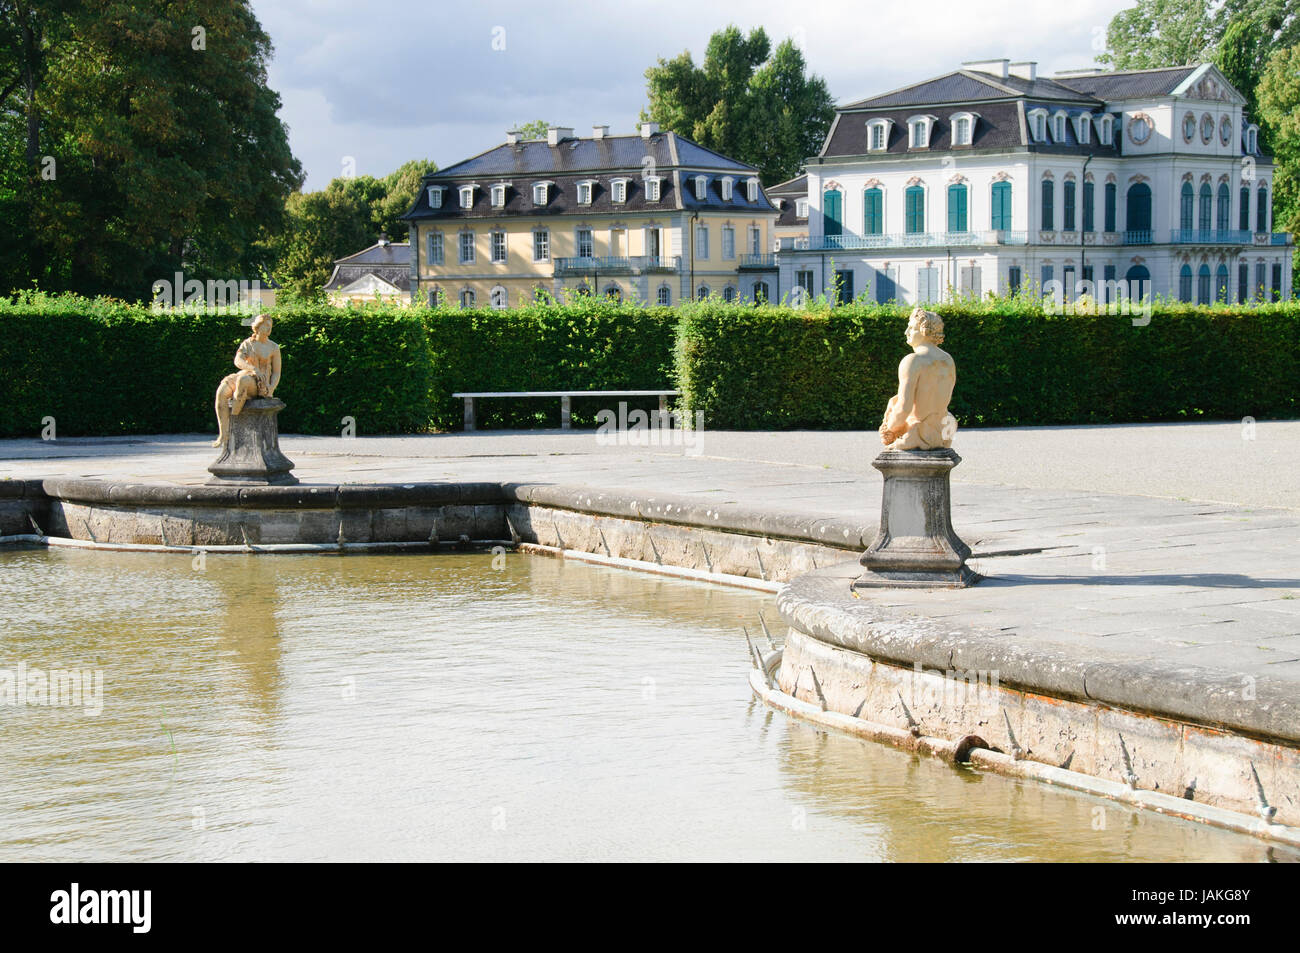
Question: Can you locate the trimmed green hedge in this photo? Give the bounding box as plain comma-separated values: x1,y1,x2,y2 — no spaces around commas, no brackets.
1,292,1296,437
676,301,1300,428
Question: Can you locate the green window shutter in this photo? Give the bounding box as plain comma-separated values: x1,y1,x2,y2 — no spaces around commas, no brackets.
864,188,882,235
905,186,924,233
823,190,842,236
991,181,1010,230
1041,180,1054,230
947,184,967,233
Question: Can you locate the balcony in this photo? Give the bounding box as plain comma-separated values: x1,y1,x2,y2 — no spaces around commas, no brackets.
739,253,777,269
1171,229,1253,244
1123,230,1153,245
784,231,1028,252
552,255,681,276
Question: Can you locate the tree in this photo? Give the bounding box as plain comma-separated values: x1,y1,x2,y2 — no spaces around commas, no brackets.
0,0,302,299
641,26,834,184
513,119,552,140
1256,43,1300,259
1097,0,1218,69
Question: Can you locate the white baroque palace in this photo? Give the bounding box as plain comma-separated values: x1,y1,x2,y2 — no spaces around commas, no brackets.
777,60,1292,305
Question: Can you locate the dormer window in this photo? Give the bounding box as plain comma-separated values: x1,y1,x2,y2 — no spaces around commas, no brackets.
577,180,594,205
1246,124,1258,154
1098,114,1114,145
693,175,708,201
907,115,935,149
795,198,808,218
490,184,507,208
459,185,475,209
532,182,550,206
427,186,445,209
720,176,734,201
1052,111,1068,143
867,118,894,152
746,177,759,202
611,178,629,203
1027,108,1048,143
949,112,976,146
644,176,662,201
1074,113,1091,144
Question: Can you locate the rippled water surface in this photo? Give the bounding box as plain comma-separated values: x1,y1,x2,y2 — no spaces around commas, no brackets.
0,548,1283,861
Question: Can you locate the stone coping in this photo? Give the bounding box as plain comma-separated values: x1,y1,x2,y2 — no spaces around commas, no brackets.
8,477,875,552
778,562,1300,747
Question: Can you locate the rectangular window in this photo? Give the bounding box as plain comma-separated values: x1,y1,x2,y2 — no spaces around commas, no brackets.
865,189,883,235
749,226,762,255
577,228,593,258
533,230,550,262
870,125,885,150
1272,263,1283,300
647,228,661,259
428,233,444,266
1103,264,1116,303
1256,262,1266,300
696,224,709,259
905,188,924,234
1083,181,1095,232
490,231,506,263
834,269,854,304
916,266,937,303
1240,187,1250,231
612,180,627,203
796,270,814,295
491,185,506,208
1041,264,1053,289
960,265,981,298
645,178,661,201
990,182,1011,231
1104,183,1117,232
722,226,735,260
1063,181,1076,231
1063,266,1075,301
459,232,475,264
533,183,548,206
428,188,443,209
578,182,593,205
1041,180,1054,230
1008,265,1022,296
947,186,968,233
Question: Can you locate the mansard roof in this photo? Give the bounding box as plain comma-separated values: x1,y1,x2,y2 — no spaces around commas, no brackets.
430,132,757,179
1053,65,1202,100
323,241,411,292
841,69,1097,111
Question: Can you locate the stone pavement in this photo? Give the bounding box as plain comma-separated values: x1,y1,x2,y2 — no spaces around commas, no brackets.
2,423,1299,710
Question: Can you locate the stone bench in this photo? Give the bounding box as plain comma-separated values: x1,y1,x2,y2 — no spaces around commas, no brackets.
452,390,680,431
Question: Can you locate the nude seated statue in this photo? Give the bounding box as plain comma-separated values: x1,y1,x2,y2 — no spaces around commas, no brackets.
212,313,282,448
878,306,958,451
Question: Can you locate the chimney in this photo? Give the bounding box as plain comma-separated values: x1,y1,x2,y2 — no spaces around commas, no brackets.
547,125,574,146
377,232,390,247
962,58,1009,80
592,124,609,139
640,121,660,139
505,130,521,145
1009,61,1038,81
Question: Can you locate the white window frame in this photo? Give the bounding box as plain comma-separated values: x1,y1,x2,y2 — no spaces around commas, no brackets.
1074,113,1091,144
576,227,594,258
1027,109,1048,143
720,176,734,201
721,225,735,260
611,178,628,203
644,176,662,201
1098,115,1113,145
746,177,760,202
533,228,550,262
656,284,671,306
576,181,594,205
427,186,445,209
1052,111,1068,143
490,184,507,208
427,231,444,266
1246,125,1258,154
748,225,761,255
459,289,475,308
459,185,476,209
532,182,550,206
490,286,507,310
490,229,506,264
795,198,808,218
459,231,475,264
694,175,708,201
949,112,976,146
722,285,737,303
907,116,935,149
695,223,710,259
866,118,893,152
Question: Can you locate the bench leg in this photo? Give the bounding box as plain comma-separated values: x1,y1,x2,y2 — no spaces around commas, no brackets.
560,395,571,430
463,397,476,432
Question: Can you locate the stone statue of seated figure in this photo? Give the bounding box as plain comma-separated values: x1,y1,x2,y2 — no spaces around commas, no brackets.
878,306,958,451
212,313,281,448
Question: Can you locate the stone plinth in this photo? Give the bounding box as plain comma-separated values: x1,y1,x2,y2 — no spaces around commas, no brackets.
207,398,297,486
855,448,976,589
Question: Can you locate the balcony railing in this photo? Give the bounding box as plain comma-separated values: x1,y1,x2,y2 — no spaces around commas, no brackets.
552,255,681,276
1123,230,1153,245
739,253,777,269
1172,229,1253,244
786,231,1028,252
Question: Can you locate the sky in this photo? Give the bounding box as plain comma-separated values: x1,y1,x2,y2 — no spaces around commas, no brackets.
251,0,1140,190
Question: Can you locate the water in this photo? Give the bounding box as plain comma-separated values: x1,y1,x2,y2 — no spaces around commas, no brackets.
0,547,1284,861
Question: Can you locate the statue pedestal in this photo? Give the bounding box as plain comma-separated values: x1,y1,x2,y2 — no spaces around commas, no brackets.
854,448,977,590
207,398,298,486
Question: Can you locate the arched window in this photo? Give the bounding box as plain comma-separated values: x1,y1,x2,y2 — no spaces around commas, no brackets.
905,185,925,234
823,189,842,237
603,284,622,302
490,286,507,310
1216,183,1230,233
1215,264,1229,302
1041,179,1055,230
1240,185,1251,231
1104,182,1117,232
947,183,968,233
1126,183,1152,239
991,181,1011,231
1178,264,1193,302
1179,182,1194,231
1125,264,1150,301
722,285,736,303
864,187,883,235
1257,184,1269,232
1198,183,1212,233
753,281,769,304
1197,264,1212,304
696,284,709,301
1082,180,1095,232
656,284,671,306
459,289,476,308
